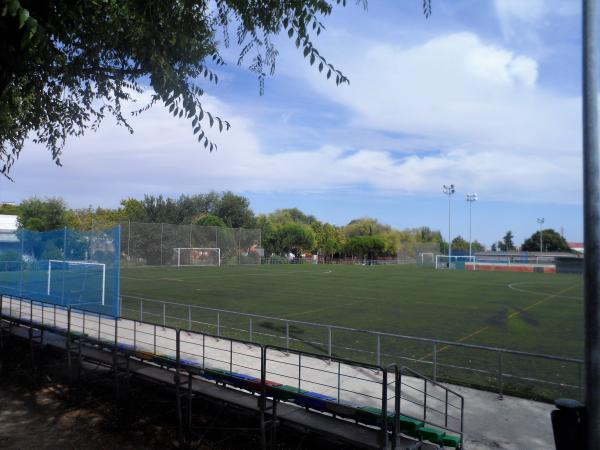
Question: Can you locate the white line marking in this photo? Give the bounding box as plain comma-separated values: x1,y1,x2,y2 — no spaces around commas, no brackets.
507,282,582,300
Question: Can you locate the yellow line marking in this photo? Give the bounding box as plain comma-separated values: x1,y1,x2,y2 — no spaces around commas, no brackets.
419,285,575,361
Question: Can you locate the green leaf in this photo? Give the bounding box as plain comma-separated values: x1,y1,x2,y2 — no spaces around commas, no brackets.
17,7,28,28
303,46,310,57
7,0,19,17
288,27,293,38
310,53,315,65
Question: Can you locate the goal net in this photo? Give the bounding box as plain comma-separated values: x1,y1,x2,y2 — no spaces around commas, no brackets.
47,260,106,306
173,248,221,267
435,255,476,269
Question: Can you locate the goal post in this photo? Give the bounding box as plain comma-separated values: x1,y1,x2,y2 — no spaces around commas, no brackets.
173,248,221,267
47,259,106,305
419,252,435,266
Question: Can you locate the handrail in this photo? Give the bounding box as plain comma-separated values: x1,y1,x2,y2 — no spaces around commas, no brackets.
2,293,467,447
121,294,582,362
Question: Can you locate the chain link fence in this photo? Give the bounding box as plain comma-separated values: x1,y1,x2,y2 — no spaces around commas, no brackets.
120,222,261,267
0,226,120,316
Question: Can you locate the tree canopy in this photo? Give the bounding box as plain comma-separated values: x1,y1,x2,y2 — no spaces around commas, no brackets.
0,0,363,178
497,230,516,251
522,229,571,252
18,197,68,231
12,193,446,260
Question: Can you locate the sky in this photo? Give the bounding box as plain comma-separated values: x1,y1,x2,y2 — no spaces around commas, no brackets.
1,0,593,247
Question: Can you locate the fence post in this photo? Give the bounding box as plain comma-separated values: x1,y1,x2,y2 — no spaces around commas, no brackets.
578,362,584,401
140,299,144,322
188,305,192,330
286,321,290,349
249,317,253,341
432,342,437,382
376,334,381,366
160,223,164,265
18,234,24,297
328,326,332,358
217,312,220,337
162,302,166,326
498,351,504,400
127,220,131,265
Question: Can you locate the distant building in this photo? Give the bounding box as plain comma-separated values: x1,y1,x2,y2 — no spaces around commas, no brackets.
568,242,584,254
0,214,19,253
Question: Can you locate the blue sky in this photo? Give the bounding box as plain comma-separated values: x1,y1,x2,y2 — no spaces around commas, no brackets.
1,0,593,247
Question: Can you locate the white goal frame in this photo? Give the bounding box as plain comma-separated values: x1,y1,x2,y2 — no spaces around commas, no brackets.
174,248,221,267
419,252,435,265
435,255,476,269
47,259,106,305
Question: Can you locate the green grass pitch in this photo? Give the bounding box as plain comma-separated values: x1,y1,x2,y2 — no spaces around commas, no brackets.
120,264,583,400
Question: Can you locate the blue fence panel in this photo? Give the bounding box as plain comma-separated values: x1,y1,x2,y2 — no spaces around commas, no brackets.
0,226,120,316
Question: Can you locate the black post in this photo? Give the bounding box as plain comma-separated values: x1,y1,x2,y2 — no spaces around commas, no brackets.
583,0,600,448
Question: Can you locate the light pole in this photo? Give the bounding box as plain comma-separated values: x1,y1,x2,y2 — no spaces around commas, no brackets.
443,184,455,265
537,218,545,253
466,193,478,258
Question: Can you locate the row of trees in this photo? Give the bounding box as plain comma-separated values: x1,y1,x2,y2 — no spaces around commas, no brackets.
9,195,445,259
491,230,571,252
6,194,573,257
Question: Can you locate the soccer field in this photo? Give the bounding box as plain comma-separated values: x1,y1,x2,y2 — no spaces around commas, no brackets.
120,264,584,400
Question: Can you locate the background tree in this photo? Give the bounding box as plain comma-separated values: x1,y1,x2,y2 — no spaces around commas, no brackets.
497,231,516,251
276,223,315,256
213,191,255,228
345,235,386,260
521,229,571,252
192,213,226,227
0,0,364,177
18,197,68,231
451,236,469,252
120,198,148,222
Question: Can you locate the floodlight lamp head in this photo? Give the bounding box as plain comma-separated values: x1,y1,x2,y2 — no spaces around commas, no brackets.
443,184,456,195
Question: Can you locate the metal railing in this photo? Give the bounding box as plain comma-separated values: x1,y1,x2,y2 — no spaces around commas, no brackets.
121,294,584,402
2,293,465,447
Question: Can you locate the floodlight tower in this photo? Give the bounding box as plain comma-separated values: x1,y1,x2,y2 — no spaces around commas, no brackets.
443,184,455,264
537,218,545,253
466,193,478,258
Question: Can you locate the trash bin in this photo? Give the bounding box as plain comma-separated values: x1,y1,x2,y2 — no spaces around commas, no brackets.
551,398,585,450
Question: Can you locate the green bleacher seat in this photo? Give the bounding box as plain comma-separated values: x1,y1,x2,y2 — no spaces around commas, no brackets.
271,384,306,400
419,426,445,445
399,415,424,437
356,406,393,427
442,433,462,448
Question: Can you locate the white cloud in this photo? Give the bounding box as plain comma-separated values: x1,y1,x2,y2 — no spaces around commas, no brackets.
1,31,583,208
2,86,580,208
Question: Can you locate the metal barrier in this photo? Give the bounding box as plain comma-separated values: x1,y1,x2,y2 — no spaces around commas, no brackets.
121,294,584,402
1,293,467,449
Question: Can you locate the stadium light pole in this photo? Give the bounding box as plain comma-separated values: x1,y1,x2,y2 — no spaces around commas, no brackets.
443,185,455,263
582,0,600,447
466,193,478,258
537,218,545,253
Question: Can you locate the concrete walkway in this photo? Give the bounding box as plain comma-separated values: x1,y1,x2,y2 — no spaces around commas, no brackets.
449,383,554,449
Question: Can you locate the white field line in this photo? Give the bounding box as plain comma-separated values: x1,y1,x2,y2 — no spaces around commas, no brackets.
507,282,582,300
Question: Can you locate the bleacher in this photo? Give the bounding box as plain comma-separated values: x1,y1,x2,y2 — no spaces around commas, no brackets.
0,295,464,449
